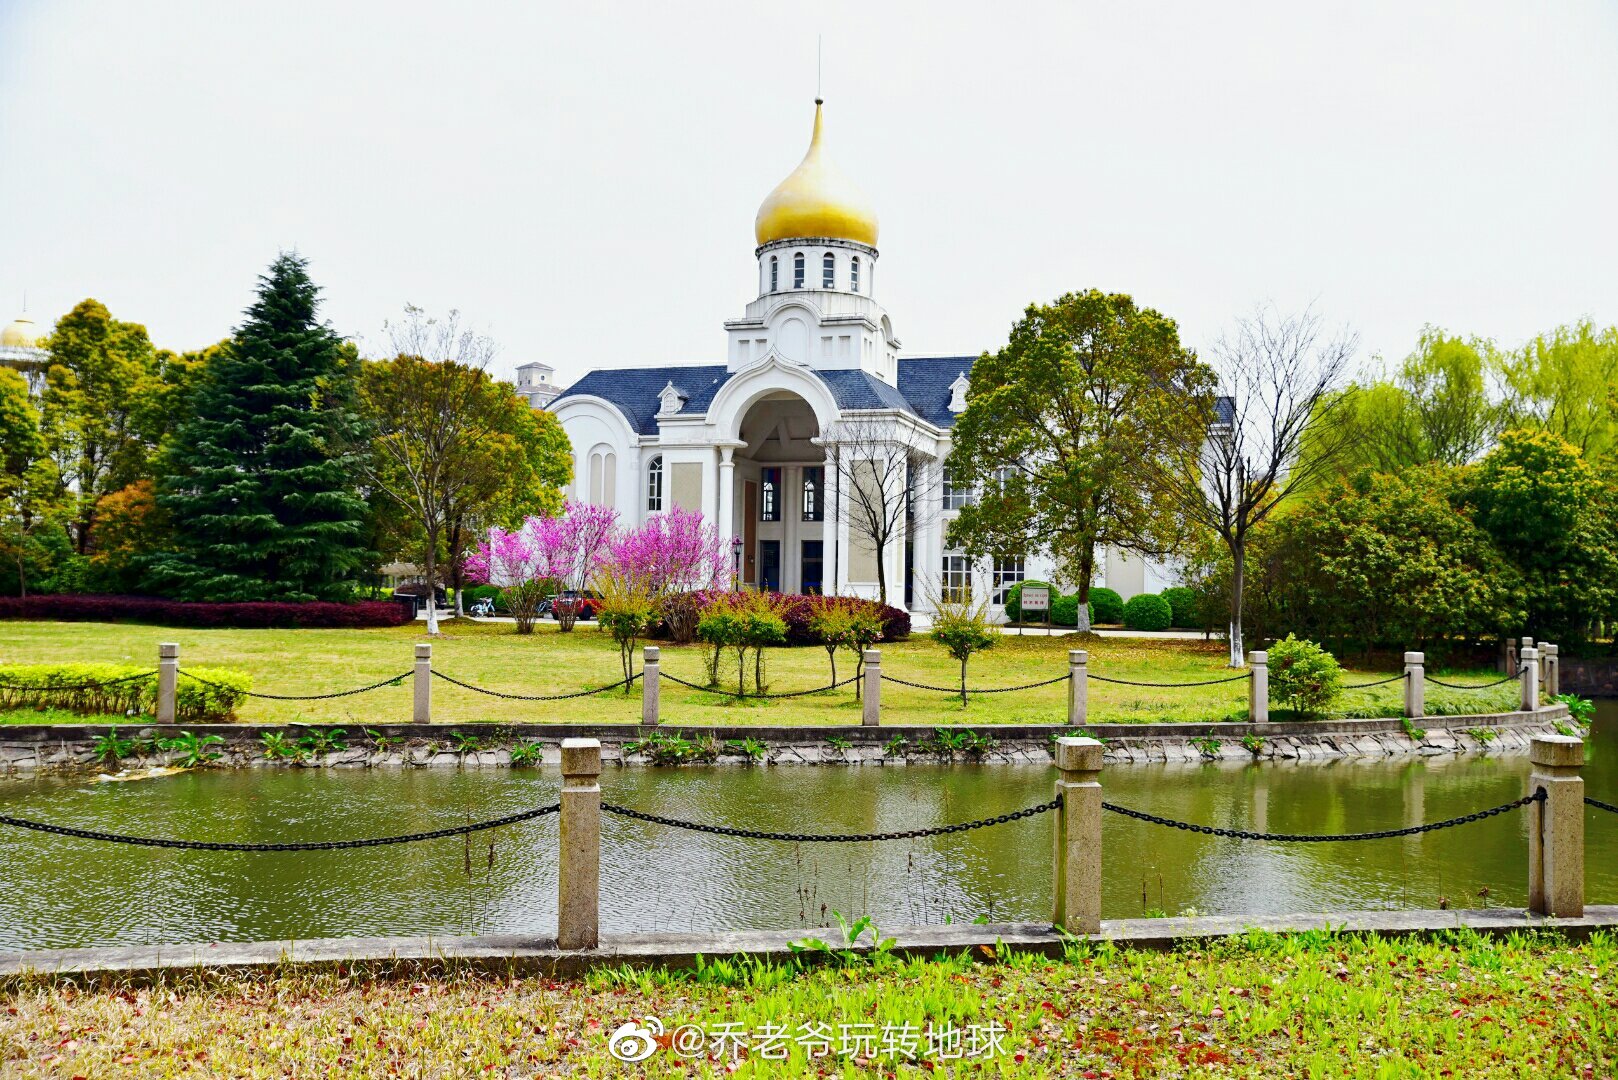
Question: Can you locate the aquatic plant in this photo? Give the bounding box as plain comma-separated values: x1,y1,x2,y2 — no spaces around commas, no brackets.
91,725,136,765
508,741,544,767
157,730,224,767
724,737,769,763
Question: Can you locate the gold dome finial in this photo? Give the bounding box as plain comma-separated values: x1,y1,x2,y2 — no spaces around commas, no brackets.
754,100,879,248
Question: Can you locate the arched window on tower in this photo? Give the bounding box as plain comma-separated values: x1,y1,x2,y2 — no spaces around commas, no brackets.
792,252,805,288
646,455,663,513
769,256,778,293
850,256,861,293
822,252,835,288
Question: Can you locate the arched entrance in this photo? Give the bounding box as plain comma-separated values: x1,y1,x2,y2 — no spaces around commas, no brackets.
733,392,826,593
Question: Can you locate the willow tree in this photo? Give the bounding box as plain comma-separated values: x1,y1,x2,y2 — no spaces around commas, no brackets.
946,289,1215,632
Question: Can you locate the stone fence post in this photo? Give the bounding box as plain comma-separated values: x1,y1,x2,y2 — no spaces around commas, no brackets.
862,648,881,726
1528,735,1583,918
157,643,179,724
559,738,602,949
1053,736,1103,934
1068,650,1088,727
1248,651,1268,724
641,646,660,726
413,643,432,724
1520,645,1540,713
1403,651,1424,719
1541,643,1559,699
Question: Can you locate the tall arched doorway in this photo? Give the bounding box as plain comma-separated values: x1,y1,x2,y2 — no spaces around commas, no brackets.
734,392,825,593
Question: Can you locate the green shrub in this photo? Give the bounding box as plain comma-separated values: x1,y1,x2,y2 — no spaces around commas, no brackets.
1088,587,1124,625
0,664,249,723
1160,586,1198,628
1267,634,1343,718
1003,580,1051,622
1121,593,1173,631
1050,593,1080,627
460,584,505,613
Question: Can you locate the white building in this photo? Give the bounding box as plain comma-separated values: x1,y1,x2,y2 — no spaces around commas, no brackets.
0,313,48,394
551,100,1187,617
514,361,561,409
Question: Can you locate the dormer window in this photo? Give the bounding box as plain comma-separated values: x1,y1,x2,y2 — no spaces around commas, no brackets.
948,372,970,414
850,256,860,293
822,253,835,288
658,381,685,415
793,252,805,288
769,256,779,293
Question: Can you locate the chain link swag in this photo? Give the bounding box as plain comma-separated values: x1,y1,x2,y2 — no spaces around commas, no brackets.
602,799,1061,842
1102,789,1545,842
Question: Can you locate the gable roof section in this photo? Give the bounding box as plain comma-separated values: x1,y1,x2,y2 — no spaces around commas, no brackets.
897,355,977,428
814,368,918,414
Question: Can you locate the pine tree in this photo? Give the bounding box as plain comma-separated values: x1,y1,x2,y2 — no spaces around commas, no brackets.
152,253,367,601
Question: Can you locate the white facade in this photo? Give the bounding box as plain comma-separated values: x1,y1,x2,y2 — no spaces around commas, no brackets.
550,102,1164,618
514,361,561,408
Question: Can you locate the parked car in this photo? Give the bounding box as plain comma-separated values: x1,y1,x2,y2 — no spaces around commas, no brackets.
547,590,599,621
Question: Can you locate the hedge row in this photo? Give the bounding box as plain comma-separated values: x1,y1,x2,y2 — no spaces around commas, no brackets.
0,664,251,722
0,595,412,629
1006,582,1200,630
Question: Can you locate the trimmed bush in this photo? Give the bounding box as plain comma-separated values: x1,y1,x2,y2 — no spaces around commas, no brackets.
0,663,250,722
459,585,506,613
1050,593,1080,627
1160,586,1198,628
1121,593,1173,631
1267,634,1343,718
1004,580,1054,622
1088,587,1124,625
0,595,411,629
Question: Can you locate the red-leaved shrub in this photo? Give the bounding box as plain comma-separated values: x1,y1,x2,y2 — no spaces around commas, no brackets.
0,595,411,629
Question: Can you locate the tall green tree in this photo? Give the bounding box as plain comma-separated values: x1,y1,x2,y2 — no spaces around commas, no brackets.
1494,320,1618,461
1463,428,1618,642
152,253,368,601
38,299,161,553
947,289,1216,631
0,366,71,595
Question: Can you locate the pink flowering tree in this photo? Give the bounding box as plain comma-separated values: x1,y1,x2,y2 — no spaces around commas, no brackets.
466,501,618,634
595,508,732,681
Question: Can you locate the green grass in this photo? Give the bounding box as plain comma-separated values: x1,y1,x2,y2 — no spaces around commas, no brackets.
1,930,1611,1076
0,619,1519,727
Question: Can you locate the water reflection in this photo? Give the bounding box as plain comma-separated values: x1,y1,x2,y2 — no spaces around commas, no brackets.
0,709,1611,950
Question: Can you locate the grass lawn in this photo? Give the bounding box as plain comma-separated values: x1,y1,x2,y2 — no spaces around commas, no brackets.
2,930,1611,1077
0,619,1520,728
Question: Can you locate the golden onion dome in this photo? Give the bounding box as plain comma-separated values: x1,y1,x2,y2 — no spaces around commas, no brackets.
754,100,879,248
0,316,42,349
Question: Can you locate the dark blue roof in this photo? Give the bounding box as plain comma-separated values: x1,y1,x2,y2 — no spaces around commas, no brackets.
553,365,733,435
555,357,982,435
1214,395,1235,425
896,355,977,428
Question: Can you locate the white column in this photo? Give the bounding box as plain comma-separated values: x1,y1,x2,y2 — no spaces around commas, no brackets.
717,446,737,546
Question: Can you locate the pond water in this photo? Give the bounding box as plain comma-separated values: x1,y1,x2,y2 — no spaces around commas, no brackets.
1,710,1614,951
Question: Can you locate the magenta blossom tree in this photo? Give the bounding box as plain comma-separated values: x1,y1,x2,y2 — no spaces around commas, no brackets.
466,500,618,633
605,507,731,599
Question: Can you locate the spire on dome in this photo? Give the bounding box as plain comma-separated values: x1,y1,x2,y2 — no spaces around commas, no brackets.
754,99,879,248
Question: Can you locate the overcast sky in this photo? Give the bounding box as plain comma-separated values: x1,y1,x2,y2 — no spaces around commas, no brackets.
2,1,1615,388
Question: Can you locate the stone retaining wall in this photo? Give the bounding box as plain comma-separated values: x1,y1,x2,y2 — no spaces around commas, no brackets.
0,706,1572,774
1559,657,1618,697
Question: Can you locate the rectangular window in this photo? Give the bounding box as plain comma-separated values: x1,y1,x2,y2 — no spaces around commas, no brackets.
801,466,823,521
942,465,974,510
940,554,972,603
793,254,805,289
822,253,835,288
770,258,778,292
992,556,1025,605
760,467,780,521
850,257,861,293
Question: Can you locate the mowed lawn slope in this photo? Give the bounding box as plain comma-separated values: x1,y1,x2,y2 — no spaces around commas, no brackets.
0,620,1517,727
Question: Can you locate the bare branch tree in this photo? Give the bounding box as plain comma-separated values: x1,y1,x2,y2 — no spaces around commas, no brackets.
824,414,939,607
1171,305,1358,666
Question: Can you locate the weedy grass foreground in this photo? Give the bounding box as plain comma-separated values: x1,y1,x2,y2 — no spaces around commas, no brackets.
2,928,1613,1077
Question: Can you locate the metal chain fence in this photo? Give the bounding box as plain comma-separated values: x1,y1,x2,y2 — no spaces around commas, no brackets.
1587,796,1618,815
431,670,638,701
181,669,410,702
1101,788,1544,842
661,672,860,699
1088,672,1251,688
1341,673,1408,689
0,804,560,851
1424,667,1525,691
879,672,1072,694
601,799,1062,842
